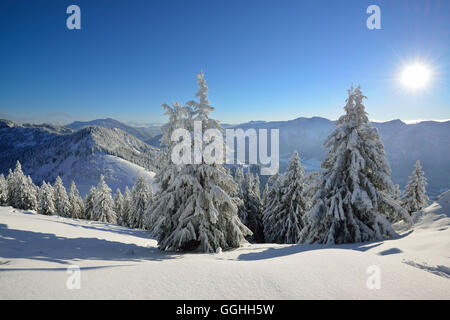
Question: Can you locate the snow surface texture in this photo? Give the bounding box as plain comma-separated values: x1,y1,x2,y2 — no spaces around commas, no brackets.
0,192,449,299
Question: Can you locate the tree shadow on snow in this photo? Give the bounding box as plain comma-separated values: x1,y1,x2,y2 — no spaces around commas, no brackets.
235,230,415,261
51,219,152,239
0,224,177,266
236,242,385,261
24,214,152,239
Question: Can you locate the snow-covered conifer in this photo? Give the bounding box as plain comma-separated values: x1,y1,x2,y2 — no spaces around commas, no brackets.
146,71,251,252
7,161,37,210
400,160,429,214
392,184,401,201
0,174,8,206
242,171,264,243
92,176,117,224
38,181,55,215
263,151,309,244
69,181,85,219
114,188,124,225
262,183,269,207
129,176,152,229
120,186,132,227
84,186,97,220
25,175,38,210
53,176,71,217
253,174,261,199
299,86,411,244
234,167,245,199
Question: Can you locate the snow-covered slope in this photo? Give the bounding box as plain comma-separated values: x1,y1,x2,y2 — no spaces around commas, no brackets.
67,118,161,144
0,121,158,196
1,194,449,299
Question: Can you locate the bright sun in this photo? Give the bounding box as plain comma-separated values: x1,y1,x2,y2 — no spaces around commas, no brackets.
401,64,431,89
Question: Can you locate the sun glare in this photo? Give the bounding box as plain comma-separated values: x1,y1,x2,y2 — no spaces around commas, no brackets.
401,64,431,89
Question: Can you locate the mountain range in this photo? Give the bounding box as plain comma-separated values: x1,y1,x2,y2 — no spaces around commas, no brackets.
0,119,158,196
1,116,449,198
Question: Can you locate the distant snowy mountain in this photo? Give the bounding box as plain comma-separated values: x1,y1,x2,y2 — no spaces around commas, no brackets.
66,118,161,144
0,120,158,196
230,117,450,198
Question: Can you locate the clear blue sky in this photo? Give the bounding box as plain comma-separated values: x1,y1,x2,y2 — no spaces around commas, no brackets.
0,0,449,124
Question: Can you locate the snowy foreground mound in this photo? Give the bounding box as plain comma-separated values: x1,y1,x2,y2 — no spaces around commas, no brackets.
0,196,449,299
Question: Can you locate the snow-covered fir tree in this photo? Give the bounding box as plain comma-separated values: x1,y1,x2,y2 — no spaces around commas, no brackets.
392,184,401,201
262,183,269,207
92,175,117,224
114,188,124,225
234,167,245,199
233,166,247,222
129,176,152,229
120,186,132,227
242,171,264,242
69,181,85,219
53,176,71,217
262,173,284,236
146,71,251,253
0,174,8,206
304,171,321,207
263,151,309,244
84,186,97,220
6,169,13,203
299,86,411,244
38,181,55,215
253,174,261,199
7,161,37,210
400,160,429,214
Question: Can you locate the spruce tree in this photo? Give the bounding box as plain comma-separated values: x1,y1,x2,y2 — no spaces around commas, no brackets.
84,186,97,220
7,161,37,210
0,174,8,206
53,176,71,217
263,151,309,244
6,169,13,205
25,175,38,211
93,176,117,224
38,181,55,215
299,86,410,244
147,71,251,252
392,184,401,201
129,176,152,229
120,186,132,227
69,181,85,219
242,171,264,242
400,160,429,214
262,183,269,207
114,188,124,225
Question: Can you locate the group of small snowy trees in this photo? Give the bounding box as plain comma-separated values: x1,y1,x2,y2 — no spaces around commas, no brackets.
233,167,265,243
0,161,154,227
262,151,309,244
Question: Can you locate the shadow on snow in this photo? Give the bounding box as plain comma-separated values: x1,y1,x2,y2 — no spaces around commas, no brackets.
0,223,177,266
236,230,414,261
